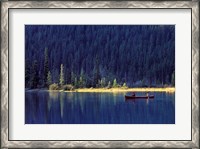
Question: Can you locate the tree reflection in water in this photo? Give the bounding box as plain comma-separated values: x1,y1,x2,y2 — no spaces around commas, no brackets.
25,91,175,124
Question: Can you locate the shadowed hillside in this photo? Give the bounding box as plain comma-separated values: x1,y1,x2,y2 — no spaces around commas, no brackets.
25,25,175,89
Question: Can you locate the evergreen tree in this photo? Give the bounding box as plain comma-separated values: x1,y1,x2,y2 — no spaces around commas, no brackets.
79,76,83,88
171,71,175,86
93,56,100,87
100,77,106,88
71,71,75,85
31,60,39,88
123,82,127,88
44,48,49,87
47,71,52,86
25,59,31,88
113,79,117,88
79,67,86,88
97,80,101,88
53,69,59,84
74,77,78,88
107,81,111,88
59,64,64,86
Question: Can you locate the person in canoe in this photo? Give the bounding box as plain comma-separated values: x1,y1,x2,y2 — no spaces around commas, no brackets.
146,92,149,97
132,92,136,97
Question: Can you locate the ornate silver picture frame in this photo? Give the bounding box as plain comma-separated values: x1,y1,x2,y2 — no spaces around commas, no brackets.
1,1,199,148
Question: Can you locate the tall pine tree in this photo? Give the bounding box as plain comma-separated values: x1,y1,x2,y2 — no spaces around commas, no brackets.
31,60,39,88
59,64,64,86
25,59,31,88
113,79,117,88
93,56,100,87
47,71,52,86
44,48,49,87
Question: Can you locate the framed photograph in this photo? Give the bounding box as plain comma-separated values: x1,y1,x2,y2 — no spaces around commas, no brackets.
1,1,199,148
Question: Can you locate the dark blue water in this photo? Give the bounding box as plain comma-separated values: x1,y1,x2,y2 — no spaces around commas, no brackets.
25,91,175,124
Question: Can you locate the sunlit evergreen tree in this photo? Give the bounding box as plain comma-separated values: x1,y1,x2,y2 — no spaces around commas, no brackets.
59,64,64,86
107,81,111,88
113,79,117,88
123,82,127,88
47,71,52,86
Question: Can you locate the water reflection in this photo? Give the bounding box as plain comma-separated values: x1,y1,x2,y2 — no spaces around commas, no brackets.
25,91,175,124
60,92,64,118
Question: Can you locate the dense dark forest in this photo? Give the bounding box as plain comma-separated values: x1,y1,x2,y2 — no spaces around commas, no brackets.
25,25,175,89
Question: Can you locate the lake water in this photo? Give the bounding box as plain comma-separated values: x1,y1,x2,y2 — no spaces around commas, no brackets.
25,91,175,124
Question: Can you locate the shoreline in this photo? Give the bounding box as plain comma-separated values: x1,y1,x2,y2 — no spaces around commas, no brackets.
48,87,175,93
62,87,175,93
26,87,175,93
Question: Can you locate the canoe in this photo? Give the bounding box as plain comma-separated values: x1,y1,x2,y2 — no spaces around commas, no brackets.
125,95,154,99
